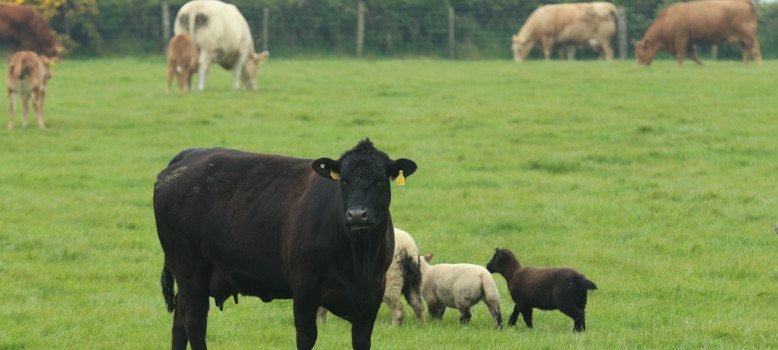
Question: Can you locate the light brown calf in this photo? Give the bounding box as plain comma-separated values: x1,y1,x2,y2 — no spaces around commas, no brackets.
166,34,198,92
7,51,52,130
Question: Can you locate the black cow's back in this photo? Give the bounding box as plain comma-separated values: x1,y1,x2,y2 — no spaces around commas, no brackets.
154,147,340,301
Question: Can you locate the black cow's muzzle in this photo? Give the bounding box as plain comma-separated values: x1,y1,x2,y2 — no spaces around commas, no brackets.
345,207,372,231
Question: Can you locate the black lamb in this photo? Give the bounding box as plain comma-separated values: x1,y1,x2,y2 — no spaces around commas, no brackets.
486,248,597,332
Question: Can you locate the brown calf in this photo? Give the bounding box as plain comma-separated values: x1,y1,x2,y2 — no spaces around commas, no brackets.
7,51,52,130
166,34,198,92
636,0,762,66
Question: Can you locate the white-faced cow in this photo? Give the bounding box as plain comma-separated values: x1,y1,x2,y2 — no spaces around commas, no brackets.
635,0,762,66
154,139,417,350
173,0,270,91
511,2,617,61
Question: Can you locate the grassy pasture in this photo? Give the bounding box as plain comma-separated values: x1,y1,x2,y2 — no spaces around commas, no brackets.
1,57,777,349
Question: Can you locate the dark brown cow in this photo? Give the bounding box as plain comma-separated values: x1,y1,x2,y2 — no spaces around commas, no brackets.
154,139,417,350
0,3,64,58
635,0,762,66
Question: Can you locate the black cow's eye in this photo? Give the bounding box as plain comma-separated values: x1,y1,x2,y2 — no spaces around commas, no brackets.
374,179,383,187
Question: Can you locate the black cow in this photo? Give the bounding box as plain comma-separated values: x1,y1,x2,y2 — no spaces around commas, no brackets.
154,139,417,350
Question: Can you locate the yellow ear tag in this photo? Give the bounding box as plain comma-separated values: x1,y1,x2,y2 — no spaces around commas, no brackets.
330,171,340,180
395,170,405,186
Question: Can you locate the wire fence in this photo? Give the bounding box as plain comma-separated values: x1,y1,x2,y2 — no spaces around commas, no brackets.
6,1,778,60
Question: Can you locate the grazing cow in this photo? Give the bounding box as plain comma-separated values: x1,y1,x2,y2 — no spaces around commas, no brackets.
7,51,52,130
154,139,417,350
512,2,617,61
0,3,64,59
166,34,198,92
173,0,270,90
635,0,762,66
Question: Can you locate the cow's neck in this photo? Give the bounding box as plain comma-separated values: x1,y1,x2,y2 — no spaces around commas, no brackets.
343,218,389,303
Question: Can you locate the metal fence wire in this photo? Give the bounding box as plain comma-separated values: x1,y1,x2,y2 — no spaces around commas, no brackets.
5,0,778,59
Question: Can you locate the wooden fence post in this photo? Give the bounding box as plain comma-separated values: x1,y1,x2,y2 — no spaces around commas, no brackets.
711,44,718,60
448,7,455,58
356,1,365,57
617,7,627,59
161,0,170,53
262,7,269,52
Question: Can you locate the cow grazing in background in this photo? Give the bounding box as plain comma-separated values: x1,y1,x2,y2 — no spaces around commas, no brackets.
0,3,64,59
154,139,417,349
173,0,270,91
166,34,198,92
635,0,762,66
512,2,617,61
7,51,52,130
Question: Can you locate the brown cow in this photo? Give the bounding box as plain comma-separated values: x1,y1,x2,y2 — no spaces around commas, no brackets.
7,51,53,130
511,2,618,61
635,0,762,66
166,34,198,92
0,3,64,59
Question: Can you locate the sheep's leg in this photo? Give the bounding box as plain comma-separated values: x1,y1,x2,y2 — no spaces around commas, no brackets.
508,305,520,326
520,306,533,329
427,302,445,320
316,307,328,323
458,307,472,324
404,290,425,324
483,298,502,328
559,306,585,332
383,293,404,326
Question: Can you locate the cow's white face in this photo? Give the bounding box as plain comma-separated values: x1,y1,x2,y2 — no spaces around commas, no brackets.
241,51,270,90
511,35,528,62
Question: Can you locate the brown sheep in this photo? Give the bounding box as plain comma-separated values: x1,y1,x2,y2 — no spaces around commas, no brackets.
486,248,596,332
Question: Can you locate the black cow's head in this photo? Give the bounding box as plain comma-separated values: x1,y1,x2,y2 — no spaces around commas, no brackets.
312,139,416,232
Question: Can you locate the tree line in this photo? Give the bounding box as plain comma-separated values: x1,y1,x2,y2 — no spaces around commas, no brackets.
5,0,778,59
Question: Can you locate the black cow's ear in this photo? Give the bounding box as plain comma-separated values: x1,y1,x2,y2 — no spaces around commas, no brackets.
388,158,417,180
312,158,341,180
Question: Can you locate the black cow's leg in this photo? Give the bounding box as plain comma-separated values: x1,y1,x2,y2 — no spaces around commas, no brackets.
176,266,211,349
171,296,188,350
351,302,380,350
293,295,319,350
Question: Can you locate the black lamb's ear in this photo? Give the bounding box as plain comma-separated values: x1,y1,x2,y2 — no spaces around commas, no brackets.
312,158,341,180
388,158,417,179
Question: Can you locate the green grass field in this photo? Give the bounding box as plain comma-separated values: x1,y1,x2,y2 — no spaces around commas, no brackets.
1,57,777,349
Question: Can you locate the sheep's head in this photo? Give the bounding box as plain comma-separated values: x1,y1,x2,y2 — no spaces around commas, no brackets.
486,247,518,273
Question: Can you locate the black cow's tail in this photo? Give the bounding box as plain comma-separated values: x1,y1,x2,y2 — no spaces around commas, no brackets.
161,265,176,313
400,253,422,302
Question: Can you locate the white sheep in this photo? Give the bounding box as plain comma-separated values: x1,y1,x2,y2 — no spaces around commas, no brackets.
318,228,425,326
419,253,502,328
